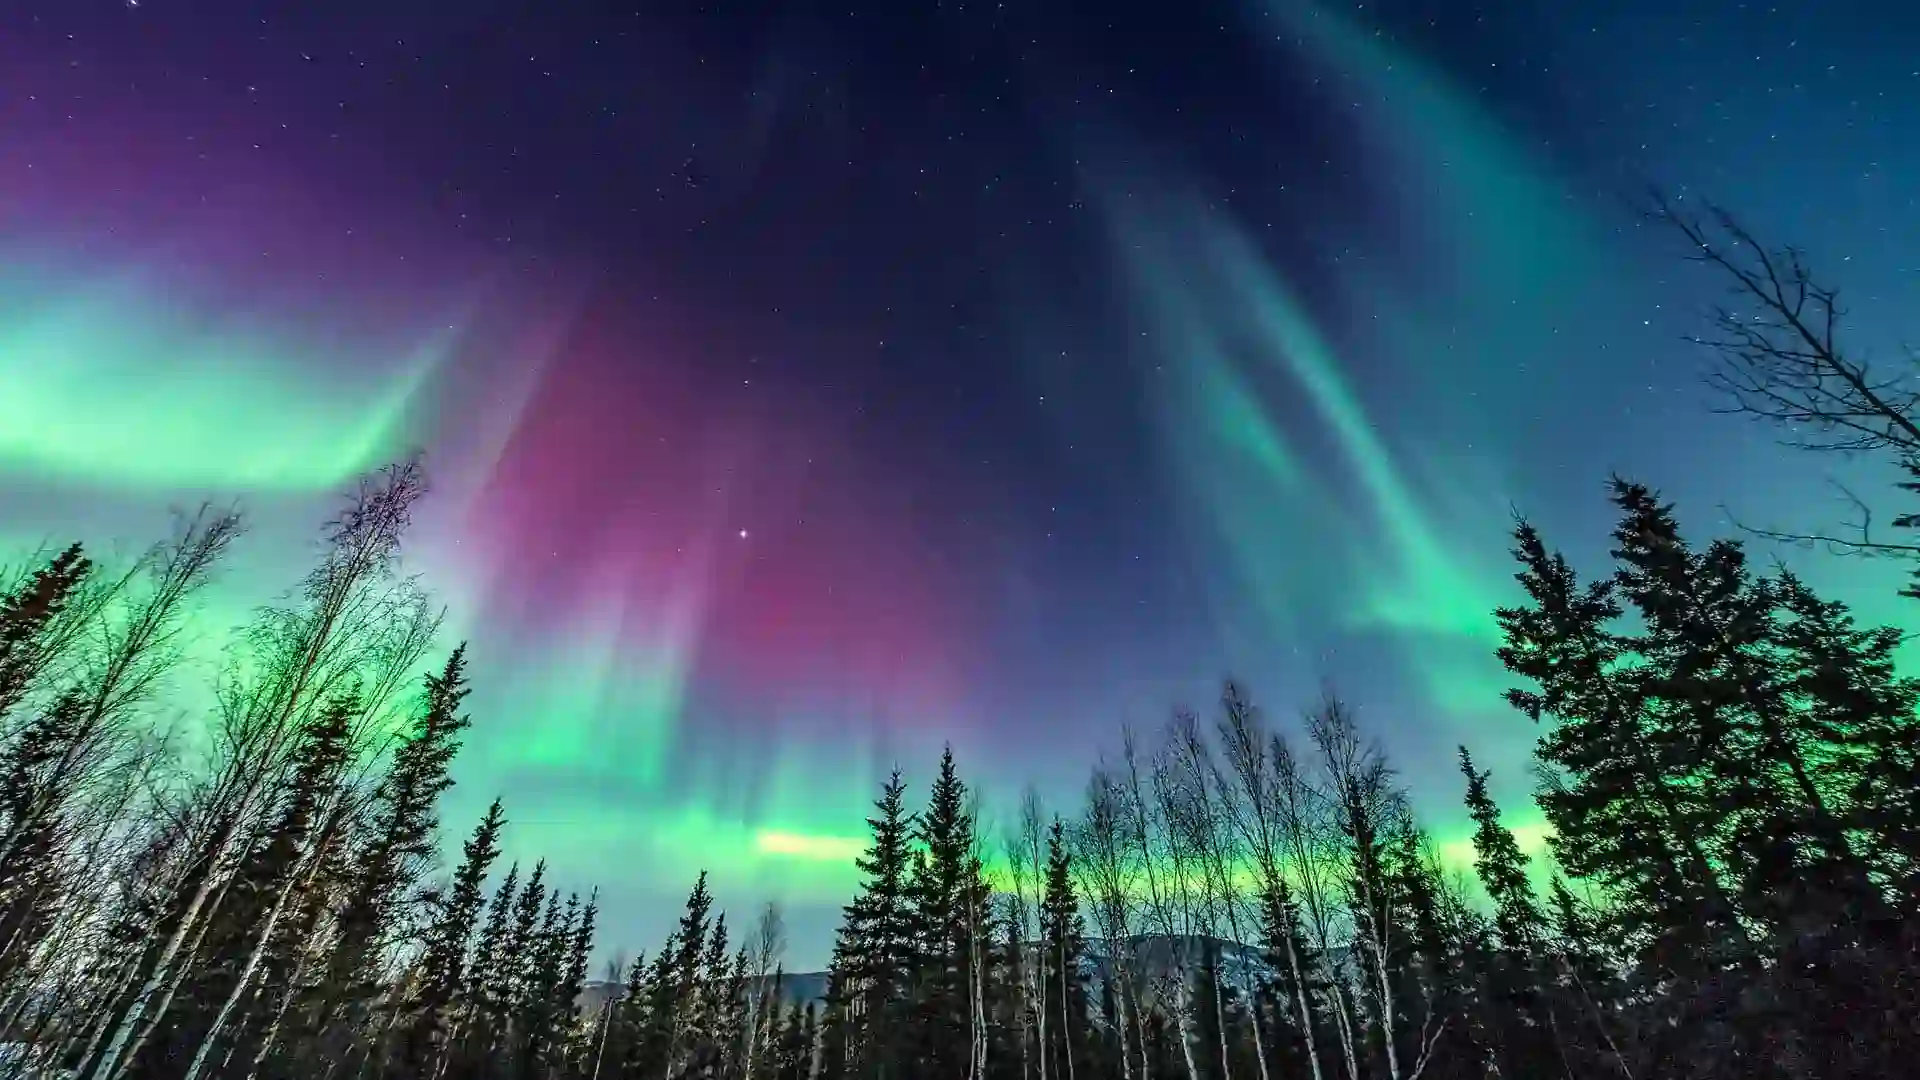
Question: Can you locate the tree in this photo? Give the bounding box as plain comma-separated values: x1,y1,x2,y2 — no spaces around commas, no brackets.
512,889,576,1080
1769,571,1920,909
1074,768,1147,1080
635,871,714,1077
159,689,360,1080
1038,820,1089,1080
390,798,507,1079
453,859,523,1073
1118,733,1200,1080
909,748,979,1074
1495,511,1744,985
823,773,917,1080
1455,749,1542,957
1455,748,1563,1080
1255,880,1327,1080
742,904,788,1080
85,464,419,1080
1652,195,1920,597
1307,698,1444,1080
0,542,91,718
1215,685,1322,1080
301,646,477,1069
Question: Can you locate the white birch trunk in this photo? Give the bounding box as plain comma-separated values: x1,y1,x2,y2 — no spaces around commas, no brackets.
85,846,229,1080
1170,974,1202,1080
1280,919,1325,1080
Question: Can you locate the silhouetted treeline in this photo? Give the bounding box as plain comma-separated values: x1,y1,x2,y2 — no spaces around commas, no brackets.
0,204,1916,1080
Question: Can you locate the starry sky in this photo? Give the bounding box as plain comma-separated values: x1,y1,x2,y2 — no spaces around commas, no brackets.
2,0,1917,967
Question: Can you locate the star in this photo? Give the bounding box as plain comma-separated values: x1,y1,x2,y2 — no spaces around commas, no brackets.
738,529,749,539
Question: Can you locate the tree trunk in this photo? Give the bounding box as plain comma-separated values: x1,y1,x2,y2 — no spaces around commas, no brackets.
1169,975,1202,1080
1060,936,1076,1080
1279,920,1324,1080
84,839,232,1080
1209,961,1232,1080
1329,983,1361,1080
105,870,234,1080
182,810,343,1080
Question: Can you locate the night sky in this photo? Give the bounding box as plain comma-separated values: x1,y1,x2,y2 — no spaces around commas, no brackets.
3,0,1917,967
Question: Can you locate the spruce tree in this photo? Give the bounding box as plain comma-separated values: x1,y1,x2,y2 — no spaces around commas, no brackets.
688,909,733,1073
1545,877,1634,1080
1456,749,1542,955
634,872,714,1077
307,646,477,1062
151,691,359,1080
455,860,522,1072
599,950,647,1080
1499,480,1920,1075
0,692,86,989
0,543,89,718
391,798,507,1080
514,890,573,1080
909,748,978,1074
1771,571,1920,910
1258,879,1326,1080
1457,748,1555,1080
554,891,597,1076
1038,819,1088,1080
1606,481,1864,938
821,772,916,1080
1496,513,1741,982
0,545,94,978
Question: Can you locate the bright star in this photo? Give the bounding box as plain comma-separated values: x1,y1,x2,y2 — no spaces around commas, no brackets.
738,529,749,539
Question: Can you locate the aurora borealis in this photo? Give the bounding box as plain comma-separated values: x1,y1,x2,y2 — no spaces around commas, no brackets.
3,0,1917,965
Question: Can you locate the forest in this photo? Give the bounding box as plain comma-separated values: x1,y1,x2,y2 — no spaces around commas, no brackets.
0,207,1913,1080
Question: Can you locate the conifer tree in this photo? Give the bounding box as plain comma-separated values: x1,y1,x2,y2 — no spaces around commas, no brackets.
512,889,573,1080
821,772,916,1080
1495,513,1743,983
0,692,86,987
390,798,507,1080
1545,878,1634,1080
1455,748,1556,1080
454,859,522,1072
555,891,597,1076
1605,481,1868,934
633,871,714,1077
1499,480,1920,1074
597,951,647,1080
1455,749,1541,956
1039,819,1089,1080
160,690,360,1080
909,748,980,1074
1256,880,1326,1080
1771,571,1920,909
984,901,1028,1080
687,909,733,1073
304,646,476,1064
0,543,90,718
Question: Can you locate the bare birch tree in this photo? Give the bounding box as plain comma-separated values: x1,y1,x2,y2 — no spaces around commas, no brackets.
742,901,787,1079
84,459,430,1080
1075,766,1145,1080
1119,730,1200,1080
1165,711,1248,1080
1005,786,1048,1080
1216,683,1325,1080
1308,696,1446,1080
1273,722,1360,1080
